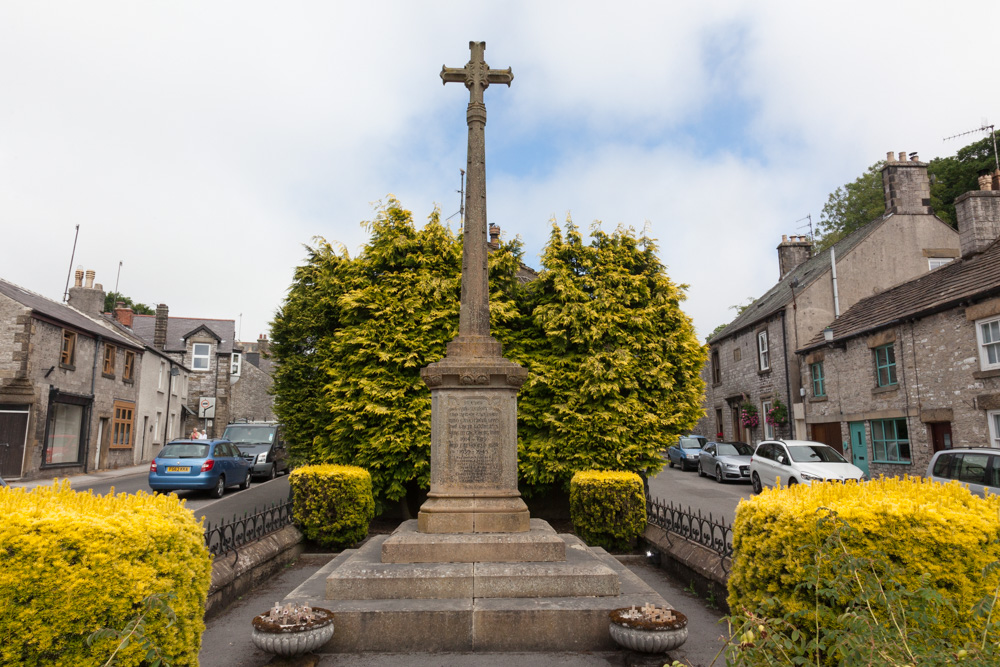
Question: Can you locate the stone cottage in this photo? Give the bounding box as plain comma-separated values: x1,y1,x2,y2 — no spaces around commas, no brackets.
797,178,1000,478
699,152,960,446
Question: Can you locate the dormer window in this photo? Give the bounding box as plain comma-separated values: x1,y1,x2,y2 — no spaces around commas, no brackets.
192,343,211,371
231,352,242,376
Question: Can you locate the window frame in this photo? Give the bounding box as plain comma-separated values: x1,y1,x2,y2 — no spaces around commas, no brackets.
762,399,774,439
110,400,135,449
810,361,826,397
711,349,721,384
102,343,116,378
873,343,897,387
43,392,89,467
61,330,77,369
989,410,1000,448
870,418,911,464
123,350,135,383
928,257,953,270
757,330,770,371
976,316,1000,372
191,343,211,371
231,352,242,377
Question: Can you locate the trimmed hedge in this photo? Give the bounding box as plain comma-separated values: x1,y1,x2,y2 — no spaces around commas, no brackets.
0,482,211,666
289,464,375,548
569,470,646,552
729,476,1000,648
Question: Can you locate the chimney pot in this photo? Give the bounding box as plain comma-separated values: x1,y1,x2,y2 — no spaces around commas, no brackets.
910,152,919,162
979,175,993,191
887,151,895,162
74,269,84,288
84,270,95,289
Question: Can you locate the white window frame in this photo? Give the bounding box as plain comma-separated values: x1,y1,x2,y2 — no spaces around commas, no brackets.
231,352,242,376
757,330,770,371
976,316,1000,371
158,361,165,391
762,399,774,439
928,257,953,270
990,410,1000,448
192,343,212,371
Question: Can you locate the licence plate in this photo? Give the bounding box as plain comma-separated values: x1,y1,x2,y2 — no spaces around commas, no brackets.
166,466,190,473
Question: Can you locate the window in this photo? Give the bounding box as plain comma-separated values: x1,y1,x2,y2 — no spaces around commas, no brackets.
102,343,116,377
123,351,135,382
111,400,134,449
192,343,211,371
762,400,774,439
871,418,910,463
154,411,162,444
158,361,165,391
928,257,954,270
231,352,242,376
44,395,88,465
711,349,720,384
757,330,770,371
733,348,741,362
811,362,826,397
990,411,1000,448
977,317,1000,371
61,330,76,368
873,344,897,387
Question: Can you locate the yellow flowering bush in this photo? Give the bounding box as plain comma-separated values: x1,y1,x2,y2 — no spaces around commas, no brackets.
728,476,1000,652
0,481,211,666
570,470,646,552
289,464,374,548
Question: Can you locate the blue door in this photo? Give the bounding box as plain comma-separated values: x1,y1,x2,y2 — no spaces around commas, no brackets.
848,422,869,476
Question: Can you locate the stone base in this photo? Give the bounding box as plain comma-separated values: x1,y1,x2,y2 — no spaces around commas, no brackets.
286,547,667,653
383,519,565,563
417,494,530,534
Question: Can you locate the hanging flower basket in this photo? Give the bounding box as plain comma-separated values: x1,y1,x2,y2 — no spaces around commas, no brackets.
251,603,334,657
609,604,688,653
766,399,789,426
739,402,759,429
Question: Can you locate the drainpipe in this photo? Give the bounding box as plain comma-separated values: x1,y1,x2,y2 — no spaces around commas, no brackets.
84,334,103,473
830,247,841,318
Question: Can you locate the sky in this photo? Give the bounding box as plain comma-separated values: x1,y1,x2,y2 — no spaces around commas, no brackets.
2,1,999,344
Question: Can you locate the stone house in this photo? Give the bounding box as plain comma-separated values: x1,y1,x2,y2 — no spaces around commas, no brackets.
0,271,147,480
699,152,960,446
230,334,277,423
796,180,1000,478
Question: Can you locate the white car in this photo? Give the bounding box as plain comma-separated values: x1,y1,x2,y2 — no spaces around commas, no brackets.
750,439,866,492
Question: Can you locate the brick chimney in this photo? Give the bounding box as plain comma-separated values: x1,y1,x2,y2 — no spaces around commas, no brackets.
777,235,812,279
154,304,169,349
881,151,932,215
256,333,270,356
114,301,135,328
955,181,1000,258
67,269,106,316
488,223,501,250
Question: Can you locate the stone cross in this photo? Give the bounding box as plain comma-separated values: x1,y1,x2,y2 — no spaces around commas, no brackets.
440,41,512,346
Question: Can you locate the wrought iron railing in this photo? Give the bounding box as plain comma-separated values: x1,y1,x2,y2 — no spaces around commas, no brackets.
204,496,296,560
646,495,733,569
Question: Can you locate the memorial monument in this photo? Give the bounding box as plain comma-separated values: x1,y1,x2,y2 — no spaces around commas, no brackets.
283,42,672,653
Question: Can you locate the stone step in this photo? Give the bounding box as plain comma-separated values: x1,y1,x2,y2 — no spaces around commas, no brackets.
382,519,566,563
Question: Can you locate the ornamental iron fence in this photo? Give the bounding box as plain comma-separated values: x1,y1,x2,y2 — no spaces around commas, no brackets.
646,495,733,571
204,495,296,561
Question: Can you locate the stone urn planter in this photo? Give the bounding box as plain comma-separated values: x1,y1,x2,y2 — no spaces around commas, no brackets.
609,604,688,653
251,603,334,657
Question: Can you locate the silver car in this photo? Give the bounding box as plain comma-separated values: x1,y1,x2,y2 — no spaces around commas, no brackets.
698,441,753,483
926,448,1000,497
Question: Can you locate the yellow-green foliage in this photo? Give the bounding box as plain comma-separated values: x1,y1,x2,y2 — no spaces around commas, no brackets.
0,482,211,666
290,464,375,548
569,470,646,552
729,476,1000,634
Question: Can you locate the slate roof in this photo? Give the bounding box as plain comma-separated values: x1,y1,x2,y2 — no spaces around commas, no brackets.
0,278,143,350
798,238,1000,352
708,218,884,344
131,314,236,354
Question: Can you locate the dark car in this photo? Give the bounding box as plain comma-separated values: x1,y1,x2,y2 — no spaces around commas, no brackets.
148,439,252,498
222,422,289,480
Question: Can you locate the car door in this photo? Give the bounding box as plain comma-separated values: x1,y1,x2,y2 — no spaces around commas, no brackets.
758,443,781,487
701,443,716,472
772,443,794,486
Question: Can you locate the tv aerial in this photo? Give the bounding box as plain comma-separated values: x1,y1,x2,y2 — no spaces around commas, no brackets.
795,214,813,241
446,169,466,227
943,122,999,172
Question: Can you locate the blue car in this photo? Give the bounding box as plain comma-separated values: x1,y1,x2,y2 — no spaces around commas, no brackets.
666,435,709,471
149,439,252,498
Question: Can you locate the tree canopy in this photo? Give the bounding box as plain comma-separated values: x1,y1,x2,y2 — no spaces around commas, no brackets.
103,291,154,315
270,199,706,512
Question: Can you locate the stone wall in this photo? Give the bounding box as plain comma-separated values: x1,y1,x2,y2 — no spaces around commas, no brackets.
229,361,275,423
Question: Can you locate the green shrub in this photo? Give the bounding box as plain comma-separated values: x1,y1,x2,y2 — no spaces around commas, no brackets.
0,482,211,666
290,464,375,548
727,476,1000,664
569,470,646,552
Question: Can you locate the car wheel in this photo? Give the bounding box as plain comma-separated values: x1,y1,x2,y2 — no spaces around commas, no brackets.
211,475,226,499
240,469,252,490
751,472,762,494
698,462,706,477
716,465,725,484
668,458,675,468
788,478,798,486
267,463,276,480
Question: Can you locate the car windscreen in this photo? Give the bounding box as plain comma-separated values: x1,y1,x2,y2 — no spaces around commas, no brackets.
718,443,752,457
158,443,209,459
679,437,706,449
236,444,269,455
788,445,846,463
223,425,276,444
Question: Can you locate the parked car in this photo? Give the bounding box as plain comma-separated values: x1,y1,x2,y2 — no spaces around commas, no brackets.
698,441,753,483
222,422,290,480
750,439,866,493
666,435,709,471
148,439,252,498
926,448,1000,497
